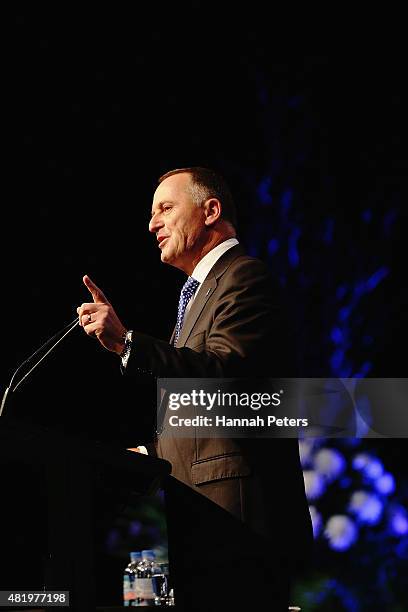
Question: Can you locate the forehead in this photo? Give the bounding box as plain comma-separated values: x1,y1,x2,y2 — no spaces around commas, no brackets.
152,173,192,209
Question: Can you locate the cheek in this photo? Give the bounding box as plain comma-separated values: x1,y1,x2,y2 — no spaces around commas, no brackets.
172,225,190,248
169,216,201,254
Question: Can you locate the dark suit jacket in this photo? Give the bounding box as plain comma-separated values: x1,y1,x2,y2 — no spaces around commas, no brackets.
127,245,312,566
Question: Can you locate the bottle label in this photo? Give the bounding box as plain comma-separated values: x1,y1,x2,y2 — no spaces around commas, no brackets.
138,577,155,599
134,577,142,598
123,575,135,602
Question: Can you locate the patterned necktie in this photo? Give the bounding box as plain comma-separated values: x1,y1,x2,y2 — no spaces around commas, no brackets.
174,276,200,345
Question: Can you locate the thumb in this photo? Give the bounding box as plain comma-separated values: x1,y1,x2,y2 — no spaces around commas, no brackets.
83,274,109,304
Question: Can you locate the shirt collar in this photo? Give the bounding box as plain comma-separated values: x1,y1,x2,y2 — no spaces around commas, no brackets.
191,238,239,284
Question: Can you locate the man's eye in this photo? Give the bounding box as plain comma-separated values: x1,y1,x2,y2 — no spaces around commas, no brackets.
163,206,172,213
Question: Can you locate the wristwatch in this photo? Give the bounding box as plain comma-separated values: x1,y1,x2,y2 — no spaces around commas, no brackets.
120,329,133,367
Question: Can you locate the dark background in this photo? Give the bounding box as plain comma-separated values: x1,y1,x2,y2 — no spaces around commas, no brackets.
2,6,408,608
3,10,406,442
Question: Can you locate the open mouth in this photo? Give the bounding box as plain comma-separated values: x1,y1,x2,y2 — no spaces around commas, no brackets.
158,237,169,248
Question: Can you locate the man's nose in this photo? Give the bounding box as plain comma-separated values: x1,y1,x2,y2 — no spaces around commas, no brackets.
149,214,163,233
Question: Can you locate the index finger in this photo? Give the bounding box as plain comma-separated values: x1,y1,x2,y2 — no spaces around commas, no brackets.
83,274,109,304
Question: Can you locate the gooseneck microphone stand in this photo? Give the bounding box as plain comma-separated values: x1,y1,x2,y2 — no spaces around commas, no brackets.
0,316,80,417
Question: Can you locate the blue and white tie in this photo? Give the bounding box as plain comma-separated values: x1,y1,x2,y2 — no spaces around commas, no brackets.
174,276,199,345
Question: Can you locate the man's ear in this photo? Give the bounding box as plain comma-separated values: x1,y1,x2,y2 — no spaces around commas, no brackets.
203,198,222,226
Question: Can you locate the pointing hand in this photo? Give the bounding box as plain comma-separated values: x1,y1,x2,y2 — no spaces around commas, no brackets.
77,275,127,355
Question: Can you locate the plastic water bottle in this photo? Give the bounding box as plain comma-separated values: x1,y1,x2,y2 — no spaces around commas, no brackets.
167,587,175,606
138,549,160,606
123,551,141,607
153,561,169,606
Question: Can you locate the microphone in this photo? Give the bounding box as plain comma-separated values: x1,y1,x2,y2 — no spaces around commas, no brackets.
0,316,80,417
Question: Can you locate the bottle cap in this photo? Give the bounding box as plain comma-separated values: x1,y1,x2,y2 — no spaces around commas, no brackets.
141,549,156,560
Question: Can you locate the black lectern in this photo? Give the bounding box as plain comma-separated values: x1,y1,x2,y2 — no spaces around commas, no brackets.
0,417,171,611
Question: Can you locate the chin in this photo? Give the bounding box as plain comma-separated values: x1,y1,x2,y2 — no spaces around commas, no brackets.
160,249,173,264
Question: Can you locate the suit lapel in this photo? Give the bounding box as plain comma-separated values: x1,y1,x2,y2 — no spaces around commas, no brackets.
172,244,245,348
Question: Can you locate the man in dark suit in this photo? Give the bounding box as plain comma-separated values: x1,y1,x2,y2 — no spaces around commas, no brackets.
77,167,312,610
